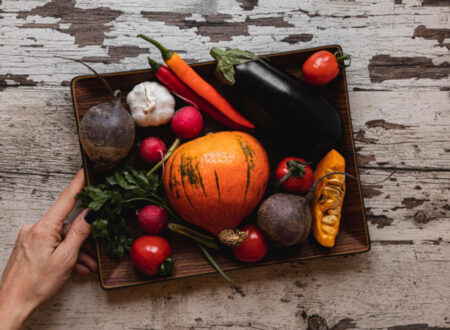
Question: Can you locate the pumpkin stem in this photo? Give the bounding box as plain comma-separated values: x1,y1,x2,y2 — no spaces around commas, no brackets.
218,229,249,247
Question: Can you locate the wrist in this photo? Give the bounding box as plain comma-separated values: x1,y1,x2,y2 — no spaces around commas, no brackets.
0,285,37,329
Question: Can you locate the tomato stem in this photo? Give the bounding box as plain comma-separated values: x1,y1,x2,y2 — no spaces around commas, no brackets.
334,50,352,68
275,160,310,189
159,257,174,276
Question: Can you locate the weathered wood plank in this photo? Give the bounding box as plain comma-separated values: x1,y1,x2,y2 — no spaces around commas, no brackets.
350,91,450,170
19,243,450,329
0,0,449,91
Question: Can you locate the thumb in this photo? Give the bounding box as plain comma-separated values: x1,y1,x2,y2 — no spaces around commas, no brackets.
56,209,92,257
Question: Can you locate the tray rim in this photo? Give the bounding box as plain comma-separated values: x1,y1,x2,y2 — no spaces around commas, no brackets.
70,44,371,290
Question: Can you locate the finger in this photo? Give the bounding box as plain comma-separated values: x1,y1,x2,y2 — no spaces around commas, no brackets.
77,251,98,273
62,222,71,237
82,239,97,259
42,169,85,226
73,263,91,276
55,209,91,258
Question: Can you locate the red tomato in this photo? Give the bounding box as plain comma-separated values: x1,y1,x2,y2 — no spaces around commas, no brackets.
232,225,268,263
130,236,172,276
275,157,314,195
302,50,347,86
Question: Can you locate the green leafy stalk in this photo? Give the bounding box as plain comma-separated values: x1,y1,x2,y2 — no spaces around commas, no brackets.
168,223,218,251
210,47,259,85
198,244,232,282
147,138,181,177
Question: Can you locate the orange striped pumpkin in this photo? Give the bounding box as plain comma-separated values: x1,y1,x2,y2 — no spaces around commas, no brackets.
163,131,270,236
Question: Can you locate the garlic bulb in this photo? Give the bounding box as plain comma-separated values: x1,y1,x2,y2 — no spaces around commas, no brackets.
126,81,175,127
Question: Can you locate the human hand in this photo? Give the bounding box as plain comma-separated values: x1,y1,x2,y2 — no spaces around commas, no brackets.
0,169,97,329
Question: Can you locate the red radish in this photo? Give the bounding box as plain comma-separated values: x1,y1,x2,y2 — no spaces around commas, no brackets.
171,106,203,139
139,137,167,164
137,205,168,234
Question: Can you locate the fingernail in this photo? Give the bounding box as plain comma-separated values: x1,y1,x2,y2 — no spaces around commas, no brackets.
84,209,97,224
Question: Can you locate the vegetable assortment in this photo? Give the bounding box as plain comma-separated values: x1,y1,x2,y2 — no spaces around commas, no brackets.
139,35,255,130
71,36,355,282
147,57,250,131
210,48,342,161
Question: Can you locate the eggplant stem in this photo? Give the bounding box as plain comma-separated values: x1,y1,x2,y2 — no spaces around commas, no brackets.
198,244,232,282
146,138,181,177
55,55,115,97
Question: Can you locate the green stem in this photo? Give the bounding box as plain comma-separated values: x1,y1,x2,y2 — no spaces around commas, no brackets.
198,244,232,282
148,57,162,72
275,160,308,189
159,257,174,276
168,223,215,241
169,223,219,251
334,51,352,68
138,34,174,61
121,197,183,223
146,138,180,177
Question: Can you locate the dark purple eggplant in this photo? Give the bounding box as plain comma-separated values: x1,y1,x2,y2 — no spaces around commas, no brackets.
210,48,342,161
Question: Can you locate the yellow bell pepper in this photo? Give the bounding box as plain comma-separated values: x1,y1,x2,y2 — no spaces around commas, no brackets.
311,149,346,247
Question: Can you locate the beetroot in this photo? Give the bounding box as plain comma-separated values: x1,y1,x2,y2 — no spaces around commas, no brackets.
137,205,168,234
171,106,203,139
139,137,167,164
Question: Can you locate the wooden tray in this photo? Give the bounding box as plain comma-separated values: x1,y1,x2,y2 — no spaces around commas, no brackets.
71,45,370,289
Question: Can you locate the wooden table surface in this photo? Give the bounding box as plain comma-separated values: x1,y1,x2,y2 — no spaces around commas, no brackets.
0,0,449,329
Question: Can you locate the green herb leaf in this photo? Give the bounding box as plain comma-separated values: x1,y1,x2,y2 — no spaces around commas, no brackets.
210,47,259,85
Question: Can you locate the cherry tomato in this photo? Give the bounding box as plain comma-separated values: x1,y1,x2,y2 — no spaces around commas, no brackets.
302,50,350,86
232,224,268,263
130,236,173,276
275,157,314,195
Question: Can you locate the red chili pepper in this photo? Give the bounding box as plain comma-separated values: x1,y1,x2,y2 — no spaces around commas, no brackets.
148,58,252,131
